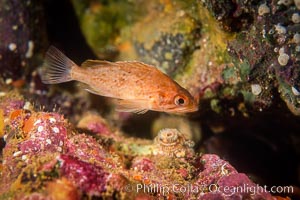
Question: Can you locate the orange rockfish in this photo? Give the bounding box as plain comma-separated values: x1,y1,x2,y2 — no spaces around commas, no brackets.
41,46,198,114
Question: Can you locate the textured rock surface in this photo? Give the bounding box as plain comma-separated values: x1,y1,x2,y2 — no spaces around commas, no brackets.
0,1,299,199
0,0,47,82
71,0,300,116
0,92,275,199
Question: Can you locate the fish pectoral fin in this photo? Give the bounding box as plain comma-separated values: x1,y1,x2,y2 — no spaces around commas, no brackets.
134,109,148,114
81,60,117,68
78,83,114,97
115,99,149,114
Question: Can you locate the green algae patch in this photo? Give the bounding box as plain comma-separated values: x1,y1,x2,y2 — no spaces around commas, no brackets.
240,91,256,104
222,60,251,84
71,0,145,58
278,79,300,116
197,4,234,65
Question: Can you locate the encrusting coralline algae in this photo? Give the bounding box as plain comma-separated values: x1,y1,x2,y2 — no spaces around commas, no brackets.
0,92,275,199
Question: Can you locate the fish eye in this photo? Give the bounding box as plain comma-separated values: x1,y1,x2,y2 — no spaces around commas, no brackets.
174,95,186,106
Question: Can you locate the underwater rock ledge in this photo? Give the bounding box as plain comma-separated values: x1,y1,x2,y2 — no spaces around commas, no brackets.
0,92,277,199
70,0,300,116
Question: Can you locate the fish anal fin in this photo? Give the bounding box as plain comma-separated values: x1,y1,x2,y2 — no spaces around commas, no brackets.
115,99,149,114
81,60,117,68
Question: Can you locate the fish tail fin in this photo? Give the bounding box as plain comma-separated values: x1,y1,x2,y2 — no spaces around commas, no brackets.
41,46,76,84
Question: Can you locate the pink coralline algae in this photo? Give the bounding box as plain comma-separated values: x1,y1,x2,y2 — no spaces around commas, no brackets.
58,154,109,196
77,112,113,136
65,134,109,166
218,173,265,198
0,93,278,199
131,157,156,172
194,154,273,200
19,113,67,154
0,98,24,116
195,154,238,186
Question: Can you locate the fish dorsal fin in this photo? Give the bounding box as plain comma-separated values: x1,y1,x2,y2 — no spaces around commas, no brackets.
81,60,117,68
115,99,149,114
82,60,157,71
115,61,157,69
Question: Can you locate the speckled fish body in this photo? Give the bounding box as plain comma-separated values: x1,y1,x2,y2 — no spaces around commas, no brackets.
41,46,198,114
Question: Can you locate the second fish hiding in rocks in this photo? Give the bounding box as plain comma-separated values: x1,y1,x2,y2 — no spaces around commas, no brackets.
41,46,198,114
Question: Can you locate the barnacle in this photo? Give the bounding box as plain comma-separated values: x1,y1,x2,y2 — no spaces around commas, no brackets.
155,128,181,147
291,13,300,23
278,53,290,66
293,33,300,44
214,0,300,115
258,3,270,16
251,84,262,96
153,128,194,158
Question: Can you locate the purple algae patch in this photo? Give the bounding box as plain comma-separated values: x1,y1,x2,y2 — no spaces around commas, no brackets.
19,113,67,154
58,154,109,196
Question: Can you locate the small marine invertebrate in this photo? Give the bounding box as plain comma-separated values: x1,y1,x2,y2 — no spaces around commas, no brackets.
292,86,300,96
275,24,287,35
291,13,300,23
293,33,300,44
151,115,202,144
278,53,290,66
251,84,262,96
153,128,194,158
277,0,293,6
8,43,17,51
155,128,180,146
258,3,270,16
295,0,300,9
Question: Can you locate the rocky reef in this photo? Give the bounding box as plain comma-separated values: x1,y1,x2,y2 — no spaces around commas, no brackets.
0,0,299,199
71,0,300,116
0,0,47,82
0,93,277,199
